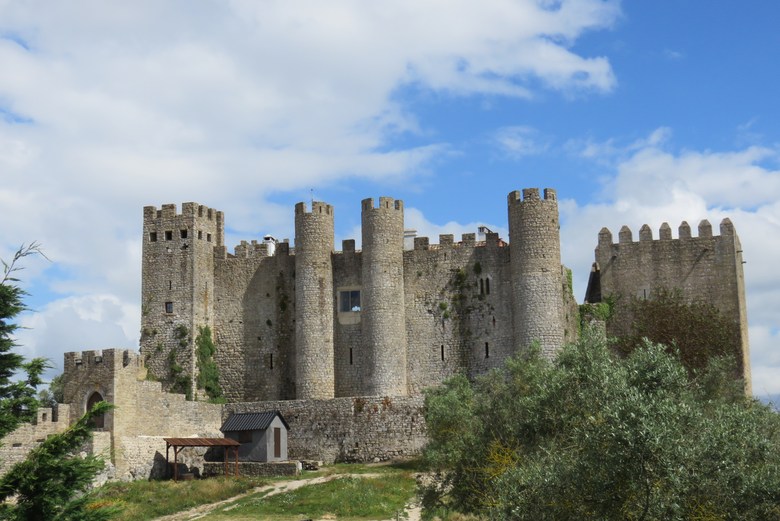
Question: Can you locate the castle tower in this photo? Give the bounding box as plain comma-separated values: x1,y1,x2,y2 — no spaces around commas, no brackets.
361,197,408,396
294,201,335,399
141,203,223,395
507,188,564,358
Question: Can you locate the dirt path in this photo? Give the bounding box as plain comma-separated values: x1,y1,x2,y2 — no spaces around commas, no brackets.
152,472,419,521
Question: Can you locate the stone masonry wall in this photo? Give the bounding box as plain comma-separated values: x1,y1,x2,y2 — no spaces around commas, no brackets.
141,202,223,394
0,406,70,476
595,218,750,390
332,241,365,397
402,233,514,394
226,395,426,463
62,348,224,481
213,248,296,402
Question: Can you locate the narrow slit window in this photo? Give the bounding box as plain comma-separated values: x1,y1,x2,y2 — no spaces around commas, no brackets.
485,342,489,359
269,353,274,370
485,278,490,295
479,279,484,295
168,280,172,290
349,348,353,365
441,345,445,361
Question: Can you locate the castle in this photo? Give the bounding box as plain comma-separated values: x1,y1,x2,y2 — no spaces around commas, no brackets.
138,187,750,401
5,185,746,480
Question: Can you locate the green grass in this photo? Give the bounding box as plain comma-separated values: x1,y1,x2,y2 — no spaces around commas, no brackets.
202,472,416,520
85,476,266,520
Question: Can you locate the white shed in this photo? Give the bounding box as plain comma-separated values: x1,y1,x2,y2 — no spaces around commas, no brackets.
220,411,289,462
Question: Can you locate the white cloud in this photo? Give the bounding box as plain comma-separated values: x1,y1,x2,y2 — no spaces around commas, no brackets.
494,126,551,158
16,295,139,376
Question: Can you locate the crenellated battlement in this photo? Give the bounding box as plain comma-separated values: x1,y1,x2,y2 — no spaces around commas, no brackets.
507,187,557,205
410,231,504,251
295,201,334,216
63,348,142,371
143,202,223,223
233,240,274,258
599,218,736,246
361,197,403,212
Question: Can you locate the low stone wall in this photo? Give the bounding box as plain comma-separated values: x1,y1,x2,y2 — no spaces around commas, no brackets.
203,461,300,478
225,395,427,463
0,407,70,476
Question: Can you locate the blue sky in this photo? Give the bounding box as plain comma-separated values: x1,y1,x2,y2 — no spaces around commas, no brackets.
2,1,779,397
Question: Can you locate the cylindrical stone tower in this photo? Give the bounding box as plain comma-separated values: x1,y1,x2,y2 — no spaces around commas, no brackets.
361,197,408,396
294,201,335,399
508,188,564,359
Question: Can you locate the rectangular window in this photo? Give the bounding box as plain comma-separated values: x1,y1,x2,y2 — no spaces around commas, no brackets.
198,230,203,240
165,302,173,314
339,290,361,312
238,431,252,444
207,233,212,242
149,232,157,242
165,230,173,241
180,229,188,239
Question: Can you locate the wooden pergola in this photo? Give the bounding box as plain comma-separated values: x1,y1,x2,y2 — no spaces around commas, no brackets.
163,437,241,481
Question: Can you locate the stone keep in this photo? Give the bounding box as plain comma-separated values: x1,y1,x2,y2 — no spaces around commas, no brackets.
590,218,751,392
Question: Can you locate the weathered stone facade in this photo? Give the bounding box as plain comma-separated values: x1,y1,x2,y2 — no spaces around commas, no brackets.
589,218,751,391
140,187,573,401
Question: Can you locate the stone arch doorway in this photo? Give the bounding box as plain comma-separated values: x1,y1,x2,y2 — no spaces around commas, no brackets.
86,391,105,430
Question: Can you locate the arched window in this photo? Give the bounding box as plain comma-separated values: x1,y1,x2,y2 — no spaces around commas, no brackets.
87,392,105,430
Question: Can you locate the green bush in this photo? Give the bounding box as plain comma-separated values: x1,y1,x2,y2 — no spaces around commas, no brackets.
423,328,780,520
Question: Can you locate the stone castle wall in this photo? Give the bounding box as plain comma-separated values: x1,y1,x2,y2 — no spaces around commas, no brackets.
595,218,750,390
137,188,749,402
226,395,427,463
0,407,70,476
212,248,296,402
61,349,223,480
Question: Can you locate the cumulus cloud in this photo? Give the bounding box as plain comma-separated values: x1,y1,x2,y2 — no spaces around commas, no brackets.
0,1,620,378
15,295,138,376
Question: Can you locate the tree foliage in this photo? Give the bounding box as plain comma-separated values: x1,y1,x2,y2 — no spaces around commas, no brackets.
610,288,742,375
195,325,222,401
0,401,118,520
423,329,780,520
0,245,117,520
0,243,48,439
